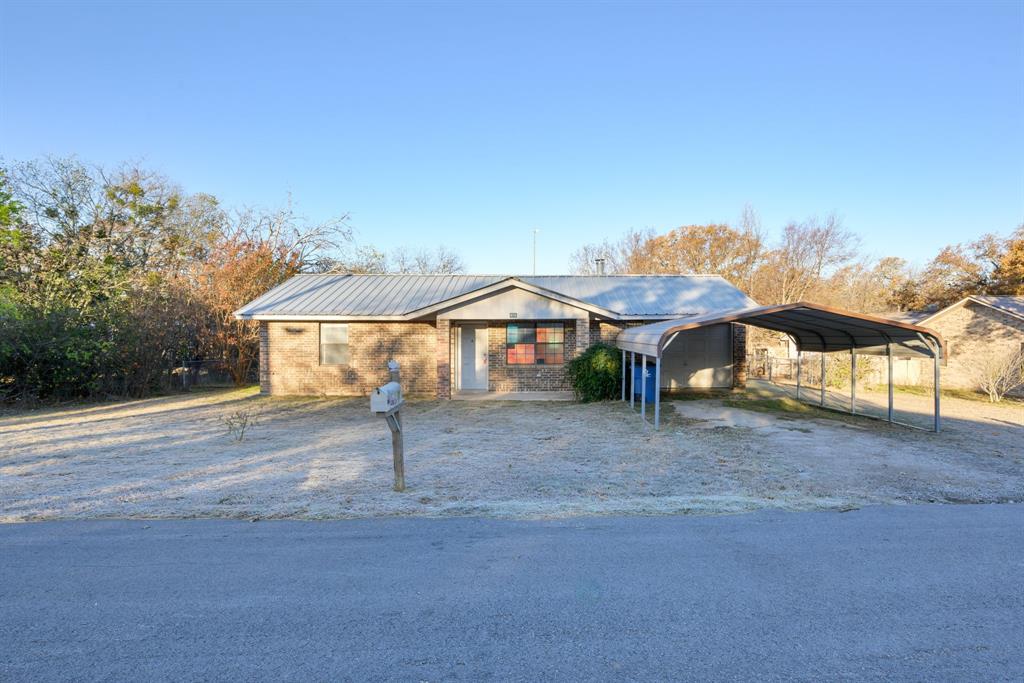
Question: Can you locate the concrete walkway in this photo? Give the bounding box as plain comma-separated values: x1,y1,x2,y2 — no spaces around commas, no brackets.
452,390,574,401
2,504,1022,681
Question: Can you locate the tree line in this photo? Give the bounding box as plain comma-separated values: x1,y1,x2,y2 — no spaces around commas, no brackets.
3,155,1019,403
0,156,465,402
570,207,1023,313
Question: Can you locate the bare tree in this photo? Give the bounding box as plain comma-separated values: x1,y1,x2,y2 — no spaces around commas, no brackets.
569,239,621,274
753,213,858,304
964,348,1024,402
386,245,466,274
567,228,657,274
317,243,466,275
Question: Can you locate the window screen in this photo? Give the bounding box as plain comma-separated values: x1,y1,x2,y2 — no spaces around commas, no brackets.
506,323,564,365
320,323,350,365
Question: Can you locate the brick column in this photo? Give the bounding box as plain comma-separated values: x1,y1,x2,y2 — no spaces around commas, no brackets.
258,321,271,394
574,318,590,357
436,320,451,399
732,323,747,388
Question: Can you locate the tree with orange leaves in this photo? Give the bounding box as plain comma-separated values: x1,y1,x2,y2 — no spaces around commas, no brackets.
195,206,351,385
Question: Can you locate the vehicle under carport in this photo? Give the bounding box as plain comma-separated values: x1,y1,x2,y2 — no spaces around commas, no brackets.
615,302,946,432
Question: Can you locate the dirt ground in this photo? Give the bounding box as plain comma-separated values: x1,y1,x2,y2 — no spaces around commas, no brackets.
1,386,1021,522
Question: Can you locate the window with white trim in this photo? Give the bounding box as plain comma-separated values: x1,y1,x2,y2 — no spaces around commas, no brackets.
320,323,350,365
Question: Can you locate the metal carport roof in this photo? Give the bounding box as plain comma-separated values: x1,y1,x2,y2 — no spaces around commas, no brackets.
615,302,945,358
615,302,946,433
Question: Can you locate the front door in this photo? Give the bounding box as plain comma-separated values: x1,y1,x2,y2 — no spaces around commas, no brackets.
459,324,489,390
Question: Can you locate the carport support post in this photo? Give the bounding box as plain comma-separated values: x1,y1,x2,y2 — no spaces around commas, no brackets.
630,352,635,409
820,351,826,407
621,350,626,401
796,349,802,401
850,348,857,415
641,354,647,423
886,343,894,423
654,355,661,430
933,346,941,433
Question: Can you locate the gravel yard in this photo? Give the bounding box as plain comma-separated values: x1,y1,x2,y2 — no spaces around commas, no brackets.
2,386,1022,522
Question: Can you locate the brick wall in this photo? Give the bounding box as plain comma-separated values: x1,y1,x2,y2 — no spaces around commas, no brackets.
436,319,452,399
927,302,1024,390
262,321,437,396
259,322,270,394
731,323,747,388
484,320,578,392
588,320,649,345
261,314,756,397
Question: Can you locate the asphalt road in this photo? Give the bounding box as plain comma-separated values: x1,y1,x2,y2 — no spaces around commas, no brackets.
2,505,1023,681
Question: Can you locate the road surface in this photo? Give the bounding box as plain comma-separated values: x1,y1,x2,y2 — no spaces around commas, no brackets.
2,505,1022,681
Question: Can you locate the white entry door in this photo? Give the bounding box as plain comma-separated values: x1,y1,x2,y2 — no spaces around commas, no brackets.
459,324,489,390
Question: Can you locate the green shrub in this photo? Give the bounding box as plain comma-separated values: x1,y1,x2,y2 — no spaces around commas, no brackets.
567,342,622,402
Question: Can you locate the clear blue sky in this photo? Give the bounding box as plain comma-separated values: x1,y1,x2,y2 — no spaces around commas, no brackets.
2,1,1022,274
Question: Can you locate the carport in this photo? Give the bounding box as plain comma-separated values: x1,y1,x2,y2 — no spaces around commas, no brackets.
615,302,946,432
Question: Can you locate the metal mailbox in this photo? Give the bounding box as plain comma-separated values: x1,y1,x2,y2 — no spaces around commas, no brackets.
370,381,403,414
372,361,406,492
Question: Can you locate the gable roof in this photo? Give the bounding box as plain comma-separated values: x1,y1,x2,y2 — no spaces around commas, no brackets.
882,310,932,325
233,274,758,321
919,295,1024,325
967,295,1024,320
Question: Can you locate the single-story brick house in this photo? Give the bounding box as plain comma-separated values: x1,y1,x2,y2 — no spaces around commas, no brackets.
234,274,757,398
905,295,1024,391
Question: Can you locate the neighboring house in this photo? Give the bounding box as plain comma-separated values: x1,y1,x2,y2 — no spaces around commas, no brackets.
913,295,1024,391
234,274,757,398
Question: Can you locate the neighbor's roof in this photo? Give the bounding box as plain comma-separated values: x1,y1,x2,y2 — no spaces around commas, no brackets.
233,274,758,320
615,302,945,358
964,295,1024,320
882,310,932,324
918,294,1024,325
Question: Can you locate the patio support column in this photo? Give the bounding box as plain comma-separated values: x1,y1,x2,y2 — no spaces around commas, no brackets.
850,348,857,415
654,355,661,430
933,345,941,433
796,349,802,401
621,349,626,401
820,351,826,407
641,354,647,423
630,352,635,409
436,319,452,399
887,343,894,423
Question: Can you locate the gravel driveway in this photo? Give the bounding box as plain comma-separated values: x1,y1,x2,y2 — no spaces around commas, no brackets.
1,387,1021,521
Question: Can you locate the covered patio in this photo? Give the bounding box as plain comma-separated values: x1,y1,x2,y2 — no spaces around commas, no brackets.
615,302,947,432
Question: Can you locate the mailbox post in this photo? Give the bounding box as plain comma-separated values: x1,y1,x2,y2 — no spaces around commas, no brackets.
371,360,406,492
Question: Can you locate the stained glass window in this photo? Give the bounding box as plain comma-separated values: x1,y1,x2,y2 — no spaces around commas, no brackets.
506,323,564,365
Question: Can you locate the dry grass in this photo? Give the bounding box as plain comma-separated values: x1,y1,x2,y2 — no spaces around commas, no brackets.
1,385,1021,522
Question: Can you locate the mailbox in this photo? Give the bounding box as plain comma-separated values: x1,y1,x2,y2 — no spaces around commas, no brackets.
371,381,403,414
373,360,406,492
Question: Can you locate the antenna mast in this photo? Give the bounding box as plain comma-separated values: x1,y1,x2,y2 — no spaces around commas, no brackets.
532,228,539,275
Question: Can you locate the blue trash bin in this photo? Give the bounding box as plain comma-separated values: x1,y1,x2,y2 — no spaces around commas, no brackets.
632,365,656,403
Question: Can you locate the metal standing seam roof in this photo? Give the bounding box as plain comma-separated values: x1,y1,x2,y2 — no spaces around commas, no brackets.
923,295,1024,323
972,295,1024,319
615,302,945,358
233,274,758,319
888,295,1024,327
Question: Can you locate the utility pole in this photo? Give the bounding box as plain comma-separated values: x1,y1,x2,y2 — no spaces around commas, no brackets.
532,228,539,275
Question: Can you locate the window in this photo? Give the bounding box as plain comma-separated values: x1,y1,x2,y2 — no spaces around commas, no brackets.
320,323,350,365
506,322,564,365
